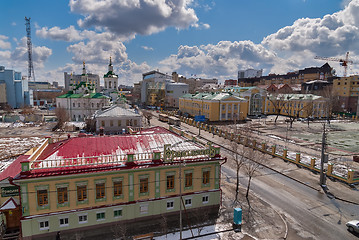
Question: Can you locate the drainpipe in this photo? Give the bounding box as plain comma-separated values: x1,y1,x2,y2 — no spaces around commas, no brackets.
8,177,23,237
219,157,227,206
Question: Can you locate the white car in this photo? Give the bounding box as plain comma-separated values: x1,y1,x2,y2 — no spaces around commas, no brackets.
346,220,359,233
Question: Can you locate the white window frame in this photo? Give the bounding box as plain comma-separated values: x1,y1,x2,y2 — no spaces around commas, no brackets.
96,211,106,221
59,217,69,227
39,219,49,230
140,204,148,214
202,195,209,204
78,214,88,224
114,208,123,218
167,200,174,210
185,197,192,207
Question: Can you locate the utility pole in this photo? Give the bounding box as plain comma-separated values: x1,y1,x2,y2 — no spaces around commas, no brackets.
320,123,327,187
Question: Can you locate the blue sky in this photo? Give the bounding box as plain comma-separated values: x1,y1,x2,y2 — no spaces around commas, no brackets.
0,0,358,85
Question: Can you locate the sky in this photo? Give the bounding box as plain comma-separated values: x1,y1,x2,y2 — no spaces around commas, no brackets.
1,0,359,86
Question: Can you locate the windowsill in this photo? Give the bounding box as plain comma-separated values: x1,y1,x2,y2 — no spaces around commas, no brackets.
77,199,89,205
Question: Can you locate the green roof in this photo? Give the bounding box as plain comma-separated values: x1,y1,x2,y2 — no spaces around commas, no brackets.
104,71,118,78
180,92,245,101
57,92,110,99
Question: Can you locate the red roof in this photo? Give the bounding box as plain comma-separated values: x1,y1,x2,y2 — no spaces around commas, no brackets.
0,155,29,181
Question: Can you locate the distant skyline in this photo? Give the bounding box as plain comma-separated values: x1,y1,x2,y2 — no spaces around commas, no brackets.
1,0,359,86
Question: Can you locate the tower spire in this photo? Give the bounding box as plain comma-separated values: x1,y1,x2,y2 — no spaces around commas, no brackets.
108,56,113,73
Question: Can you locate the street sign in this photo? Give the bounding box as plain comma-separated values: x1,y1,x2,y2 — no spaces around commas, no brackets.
194,115,206,122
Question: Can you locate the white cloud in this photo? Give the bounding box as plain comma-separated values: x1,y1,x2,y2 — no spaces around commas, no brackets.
36,26,83,42
262,0,359,58
69,0,199,37
142,46,154,51
159,41,279,80
0,35,11,49
11,22,16,26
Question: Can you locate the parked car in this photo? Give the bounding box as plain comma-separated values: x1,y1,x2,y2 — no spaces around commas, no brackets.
346,220,359,233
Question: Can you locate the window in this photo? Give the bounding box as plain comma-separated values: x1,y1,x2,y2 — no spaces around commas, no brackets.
140,204,148,214
96,183,105,199
118,120,121,126
114,209,122,218
77,185,87,201
202,170,210,185
78,214,87,224
166,175,175,191
92,103,94,108
185,172,193,188
140,177,149,194
59,217,69,227
101,121,105,127
39,220,49,230
202,195,209,204
96,212,105,220
78,103,80,107
110,120,113,127
167,201,174,209
113,181,123,197
134,120,138,126
57,187,68,204
37,190,48,206
185,198,192,207
73,102,75,107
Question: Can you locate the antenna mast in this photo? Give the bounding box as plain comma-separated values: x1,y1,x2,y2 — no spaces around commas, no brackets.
25,17,35,81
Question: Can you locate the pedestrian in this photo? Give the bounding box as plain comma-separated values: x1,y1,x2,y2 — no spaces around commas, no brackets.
56,231,61,240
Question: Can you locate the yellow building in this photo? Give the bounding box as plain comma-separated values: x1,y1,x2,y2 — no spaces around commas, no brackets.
0,127,224,239
179,92,248,121
265,94,328,118
333,75,359,113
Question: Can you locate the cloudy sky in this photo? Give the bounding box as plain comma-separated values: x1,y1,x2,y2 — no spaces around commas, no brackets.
1,0,359,86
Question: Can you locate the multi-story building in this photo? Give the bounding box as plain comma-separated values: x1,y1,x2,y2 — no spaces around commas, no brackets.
0,127,224,239
64,63,100,92
238,69,263,79
223,86,267,116
224,79,238,86
139,70,189,108
0,66,33,108
172,72,218,94
179,92,248,121
238,63,334,87
265,94,328,119
332,75,359,114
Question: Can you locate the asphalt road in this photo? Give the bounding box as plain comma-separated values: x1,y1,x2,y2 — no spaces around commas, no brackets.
222,165,358,240
148,111,359,239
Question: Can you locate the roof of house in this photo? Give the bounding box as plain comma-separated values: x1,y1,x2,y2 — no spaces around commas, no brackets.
11,127,223,180
180,92,245,101
269,93,323,101
94,105,140,118
57,92,110,99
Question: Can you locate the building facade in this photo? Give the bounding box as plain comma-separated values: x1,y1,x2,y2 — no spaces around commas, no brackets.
333,75,359,114
179,92,248,121
0,127,224,239
0,66,33,108
93,105,142,133
265,94,328,118
238,69,263,79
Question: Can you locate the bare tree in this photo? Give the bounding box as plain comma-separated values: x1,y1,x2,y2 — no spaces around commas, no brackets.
321,86,341,123
53,107,69,131
194,208,210,236
20,105,35,115
112,222,127,240
142,109,153,126
230,138,247,203
244,148,265,200
160,214,168,239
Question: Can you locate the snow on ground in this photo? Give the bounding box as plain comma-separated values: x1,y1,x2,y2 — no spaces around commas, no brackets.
154,225,222,240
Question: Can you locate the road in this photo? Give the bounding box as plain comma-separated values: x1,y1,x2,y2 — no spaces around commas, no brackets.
147,111,359,239
222,164,358,239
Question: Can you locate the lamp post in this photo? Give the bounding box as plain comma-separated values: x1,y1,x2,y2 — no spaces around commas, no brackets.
320,123,327,187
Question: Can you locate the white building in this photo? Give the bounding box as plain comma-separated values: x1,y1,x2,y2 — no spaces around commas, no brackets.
165,82,189,108
56,92,111,121
103,57,118,92
238,69,263,79
93,105,142,134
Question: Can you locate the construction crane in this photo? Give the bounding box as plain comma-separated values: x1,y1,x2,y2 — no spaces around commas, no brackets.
25,17,35,81
314,52,353,77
